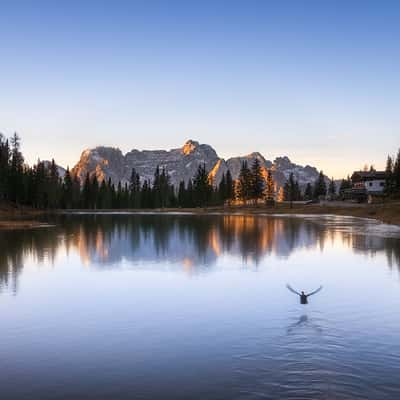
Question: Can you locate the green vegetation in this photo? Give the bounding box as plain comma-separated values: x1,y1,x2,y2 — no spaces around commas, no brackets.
385,150,400,197
0,133,275,209
2,132,397,211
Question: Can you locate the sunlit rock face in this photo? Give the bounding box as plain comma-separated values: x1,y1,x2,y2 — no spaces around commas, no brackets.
72,147,125,184
71,139,322,188
72,140,220,186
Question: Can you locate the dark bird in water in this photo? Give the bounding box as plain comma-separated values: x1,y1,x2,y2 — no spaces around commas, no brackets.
286,284,323,304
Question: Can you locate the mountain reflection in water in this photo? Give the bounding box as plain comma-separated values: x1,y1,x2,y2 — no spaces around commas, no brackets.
1,214,399,294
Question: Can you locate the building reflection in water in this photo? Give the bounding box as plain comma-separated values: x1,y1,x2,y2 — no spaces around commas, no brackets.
0,214,399,293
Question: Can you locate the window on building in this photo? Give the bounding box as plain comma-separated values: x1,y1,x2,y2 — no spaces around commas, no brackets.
380,182,384,187
369,182,372,187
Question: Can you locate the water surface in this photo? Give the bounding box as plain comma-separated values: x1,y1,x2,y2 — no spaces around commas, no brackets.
1,214,400,399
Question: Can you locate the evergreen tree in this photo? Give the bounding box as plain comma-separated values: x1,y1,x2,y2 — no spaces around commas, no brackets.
178,180,186,207
237,161,252,203
34,161,48,208
328,177,336,198
294,180,301,201
250,158,265,204
152,165,162,208
82,173,91,208
71,175,81,208
186,179,194,207
218,173,227,204
47,159,60,208
97,179,108,209
313,171,327,199
62,167,73,208
129,168,141,208
394,149,400,195
265,170,275,203
304,182,313,200
0,134,10,200
192,164,212,207
9,132,24,204
116,181,123,208
159,167,171,208
225,169,234,204
384,155,395,195
91,175,99,209
141,179,152,208
283,173,296,206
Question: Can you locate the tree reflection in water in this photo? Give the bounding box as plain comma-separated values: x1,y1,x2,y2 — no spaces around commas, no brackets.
0,214,399,293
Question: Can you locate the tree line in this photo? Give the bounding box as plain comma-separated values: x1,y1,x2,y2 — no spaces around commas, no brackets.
4,132,396,210
0,133,235,209
384,150,400,197
0,132,335,209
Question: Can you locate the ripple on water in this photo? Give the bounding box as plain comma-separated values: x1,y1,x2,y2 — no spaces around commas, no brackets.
232,310,400,399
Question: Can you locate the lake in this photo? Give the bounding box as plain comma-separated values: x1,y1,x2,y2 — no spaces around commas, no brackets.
1,213,400,399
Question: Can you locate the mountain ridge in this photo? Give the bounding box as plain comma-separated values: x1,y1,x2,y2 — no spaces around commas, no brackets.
71,139,323,190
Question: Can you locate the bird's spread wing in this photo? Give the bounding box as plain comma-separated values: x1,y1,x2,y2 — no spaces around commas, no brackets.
307,285,323,297
286,284,301,296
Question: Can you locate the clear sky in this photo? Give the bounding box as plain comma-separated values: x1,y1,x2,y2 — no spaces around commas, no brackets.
0,0,399,178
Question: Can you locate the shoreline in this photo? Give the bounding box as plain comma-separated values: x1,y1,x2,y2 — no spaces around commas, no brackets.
58,201,400,226
1,201,400,228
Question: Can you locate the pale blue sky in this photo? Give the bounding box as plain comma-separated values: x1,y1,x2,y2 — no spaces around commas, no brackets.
0,0,399,177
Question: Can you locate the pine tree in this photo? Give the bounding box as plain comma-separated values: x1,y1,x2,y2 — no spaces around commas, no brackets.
237,161,252,204
34,161,48,208
218,173,227,204
186,179,194,207
82,173,91,208
265,170,275,204
328,177,336,198
313,171,327,199
152,165,161,208
192,163,212,207
393,149,400,195
98,179,108,209
47,159,60,208
159,167,171,208
141,179,152,208
384,155,395,195
225,169,234,204
293,180,301,201
0,134,10,200
9,132,24,204
116,181,123,208
62,167,73,208
129,168,141,208
177,181,185,207
72,175,81,208
304,182,313,200
250,158,265,204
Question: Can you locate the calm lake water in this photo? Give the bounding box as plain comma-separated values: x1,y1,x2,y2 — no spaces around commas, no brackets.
1,213,400,399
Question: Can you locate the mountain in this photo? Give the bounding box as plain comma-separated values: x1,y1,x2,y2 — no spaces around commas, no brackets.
72,140,219,187
71,139,323,189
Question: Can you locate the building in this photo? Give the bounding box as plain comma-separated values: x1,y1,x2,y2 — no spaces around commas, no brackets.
346,171,386,203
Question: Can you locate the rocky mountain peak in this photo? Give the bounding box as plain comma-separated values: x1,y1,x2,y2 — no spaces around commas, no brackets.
273,156,293,169
70,140,323,191
182,139,200,155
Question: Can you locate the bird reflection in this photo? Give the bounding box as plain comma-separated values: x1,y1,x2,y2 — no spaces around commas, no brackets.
287,314,323,335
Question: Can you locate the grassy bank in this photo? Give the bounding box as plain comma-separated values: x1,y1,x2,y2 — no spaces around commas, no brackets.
61,201,400,226
0,202,49,229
